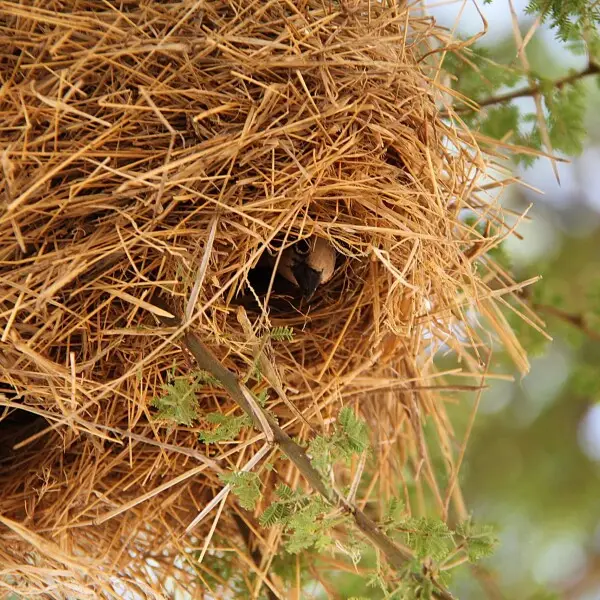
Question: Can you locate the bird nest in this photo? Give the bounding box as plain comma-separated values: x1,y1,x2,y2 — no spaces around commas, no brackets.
0,1,534,598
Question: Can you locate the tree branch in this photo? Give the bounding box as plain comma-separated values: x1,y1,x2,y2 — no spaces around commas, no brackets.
152,295,456,600
447,61,600,115
533,303,600,342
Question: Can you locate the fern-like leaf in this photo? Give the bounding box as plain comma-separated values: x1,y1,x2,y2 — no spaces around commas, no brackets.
455,518,498,562
270,326,294,341
219,471,261,511
198,412,250,443
150,378,200,426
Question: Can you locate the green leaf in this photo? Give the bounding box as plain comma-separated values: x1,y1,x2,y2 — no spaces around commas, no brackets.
150,377,200,426
260,501,290,527
270,326,295,341
455,518,498,562
193,369,223,387
198,412,251,443
442,44,522,103
480,104,521,140
337,406,370,456
308,407,370,477
219,471,261,510
259,484,304,527
382,497,406,533
543,80,587,155
275,483,297,501
525,0,600,42
255,389,269,407
404,517,454,561
284,496,335,554
308,434,336,477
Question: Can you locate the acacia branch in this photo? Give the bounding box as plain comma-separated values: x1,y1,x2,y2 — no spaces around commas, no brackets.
447,61,600,115
534,303,600,342
152,296,456,600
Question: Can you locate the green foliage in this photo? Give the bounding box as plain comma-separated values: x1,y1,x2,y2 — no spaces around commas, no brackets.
260,483,299,527
479,104,520,140
219,471,262,510
587,278,600,320
193,369,223,387
351,516,495,599
151,369,224,426
255,389,269,407
396,572,435,600
366,559,387,591
383,497,405,532
383,502,497,566
543,80,587,155
441,44,522,104
151,376,200,426
404,517,454,561
454,518,498,562
284,496,340,553
338,406,370,452
307,435,337,477
477,81,587,166
198,412,251,443
571,362,600,396
270,326,294,341
308,406,370,477
255,408,371,566
365,555,437,600
260,484,349,554
525,0,600,42
442,32,593,166
259,484,497,598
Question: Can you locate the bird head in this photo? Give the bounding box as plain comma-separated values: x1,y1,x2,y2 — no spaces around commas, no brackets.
277,237,336,300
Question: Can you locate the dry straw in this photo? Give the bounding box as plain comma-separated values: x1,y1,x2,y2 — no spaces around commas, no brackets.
0,0,538,598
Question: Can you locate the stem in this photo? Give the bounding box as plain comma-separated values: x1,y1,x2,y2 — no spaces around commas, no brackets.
152,296,456,600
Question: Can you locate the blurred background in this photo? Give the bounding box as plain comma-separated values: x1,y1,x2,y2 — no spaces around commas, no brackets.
430,1,600,599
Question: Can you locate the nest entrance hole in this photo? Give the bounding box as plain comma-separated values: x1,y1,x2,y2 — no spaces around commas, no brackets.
0,383,50,466
238,244,358,318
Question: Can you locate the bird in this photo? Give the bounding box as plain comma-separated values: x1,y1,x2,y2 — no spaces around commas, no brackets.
276,236,336,300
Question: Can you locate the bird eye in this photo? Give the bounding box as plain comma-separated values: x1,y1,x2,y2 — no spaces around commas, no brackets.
295,239,311,256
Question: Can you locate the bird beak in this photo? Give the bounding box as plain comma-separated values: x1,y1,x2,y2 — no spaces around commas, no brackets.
292,263,322,300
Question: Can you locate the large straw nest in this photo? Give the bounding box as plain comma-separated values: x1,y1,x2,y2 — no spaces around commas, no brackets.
0,0,530,597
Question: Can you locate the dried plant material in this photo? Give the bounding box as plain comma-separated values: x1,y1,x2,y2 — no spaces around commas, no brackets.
0,0,531,597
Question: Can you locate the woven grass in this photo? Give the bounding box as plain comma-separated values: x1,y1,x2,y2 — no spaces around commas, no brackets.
0,0,537,598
